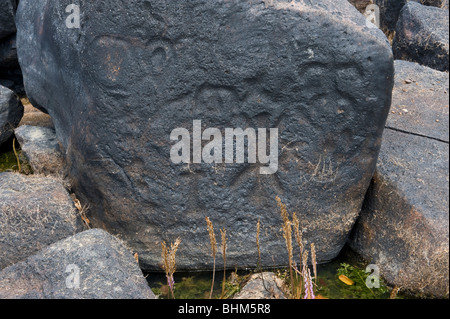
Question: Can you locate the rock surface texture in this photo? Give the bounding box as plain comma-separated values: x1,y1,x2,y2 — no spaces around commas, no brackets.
350,60,449,298
0,172,83,270
393,2,449,72
17,0,394,270
0,229,156,299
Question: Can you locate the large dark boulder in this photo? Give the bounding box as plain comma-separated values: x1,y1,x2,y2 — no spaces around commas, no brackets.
0,229,156,299
0,84,23,146
393,2,449,72
350,61,449,298
16,0,394,271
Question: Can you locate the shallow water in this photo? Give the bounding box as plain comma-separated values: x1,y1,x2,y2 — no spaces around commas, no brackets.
146,246,407,299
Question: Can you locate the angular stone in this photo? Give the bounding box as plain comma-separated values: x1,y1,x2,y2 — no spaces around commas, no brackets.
0,229,156,299
387,60,449,142
0,172,84,269
0,84,23,146
393,2,449,72
15,125,65,175
17,0,394,270
234,272,287,299
349,61,449,298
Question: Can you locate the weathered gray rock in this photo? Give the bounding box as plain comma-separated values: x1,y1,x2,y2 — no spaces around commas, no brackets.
350,61,449,298
17,0,394,271
0,172,84,270
0,229,156,299
0,84,23,146
15,125,65,175
234,272,287,299
0,0,16,40
393,2,449,71
386,60,449,143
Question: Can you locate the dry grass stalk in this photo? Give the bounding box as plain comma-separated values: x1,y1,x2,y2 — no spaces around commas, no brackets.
311,243,317,284
304,268,315,299
161,238,182,299
12,138,21,173
292,211,303,297
276,196,295,298
292,212,303,259
256,219,262,271
390,285,401,299
220,228,227,299
206,217,218,299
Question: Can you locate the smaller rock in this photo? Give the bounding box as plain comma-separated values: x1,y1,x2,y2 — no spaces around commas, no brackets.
393,2,449,71
0,172,84,269
0,84,23,146
387,60,449,142
234,272,287,299
0,229,157,299
15,125,65,175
